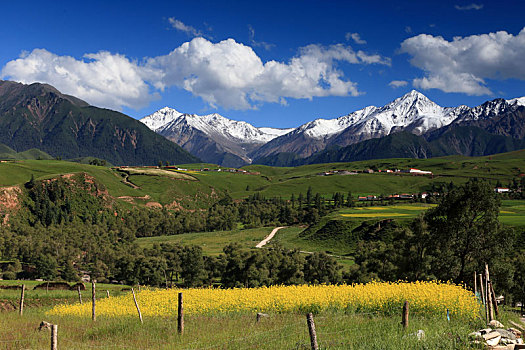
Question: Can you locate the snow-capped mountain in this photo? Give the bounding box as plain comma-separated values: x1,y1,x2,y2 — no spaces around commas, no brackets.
141,108,293,144
142,90,525,166
251,90,473,160
140,108,294,167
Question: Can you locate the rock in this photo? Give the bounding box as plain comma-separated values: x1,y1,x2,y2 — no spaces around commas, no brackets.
500,338,517,345
484,331,503,341
496,329,517,341
509,327,523,338
489,320,506,328
416,329,425,340
481,328,494,335
469,331,482,339
486,334,502,347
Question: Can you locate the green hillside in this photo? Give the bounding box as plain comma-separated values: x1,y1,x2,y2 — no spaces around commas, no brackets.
0,80,199,165
1,149,525,206
0,143,54,160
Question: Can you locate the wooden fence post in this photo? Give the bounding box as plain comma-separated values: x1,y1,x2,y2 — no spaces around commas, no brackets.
106,290,110,298
479,273,487,322
19,284,25,316
489,281,499,317
51,324,57,350
178,292,184,334
92,281,96,322
306,313,318,350
77,285,82,304
132,288,143,324
485,263,494,321
402,301,409,329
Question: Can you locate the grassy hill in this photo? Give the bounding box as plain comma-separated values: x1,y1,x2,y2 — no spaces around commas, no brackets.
0,143,54,160
1,149,525,208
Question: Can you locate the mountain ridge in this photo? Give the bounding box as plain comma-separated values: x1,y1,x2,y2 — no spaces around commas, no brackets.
142,90,525,166
0,80,200,165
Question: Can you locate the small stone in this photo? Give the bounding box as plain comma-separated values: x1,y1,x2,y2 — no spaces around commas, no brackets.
481,328,494,335
416,329,425,340
489,320,506,328
509,328,523,338
469,331,482,339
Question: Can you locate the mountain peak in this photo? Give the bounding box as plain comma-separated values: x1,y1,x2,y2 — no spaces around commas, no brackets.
399,89,431,102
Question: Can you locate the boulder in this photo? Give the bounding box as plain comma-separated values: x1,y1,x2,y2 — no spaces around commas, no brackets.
496,329,517,341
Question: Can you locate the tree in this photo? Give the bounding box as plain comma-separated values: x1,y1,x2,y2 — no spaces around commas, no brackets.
424,179,511,283
304,252,342,284
25,174,36,189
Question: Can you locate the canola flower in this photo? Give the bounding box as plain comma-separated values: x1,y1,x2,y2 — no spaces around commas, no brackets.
48,281,479,321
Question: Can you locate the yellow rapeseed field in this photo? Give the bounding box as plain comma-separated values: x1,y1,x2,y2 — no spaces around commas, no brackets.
48,281,479,321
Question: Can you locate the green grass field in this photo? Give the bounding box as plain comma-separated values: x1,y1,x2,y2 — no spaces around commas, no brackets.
499,200,525,226
0,280,128,309
136,227,275,255
335,201,525,226
2,150,525,206
0,306,499,349
338,203,437,219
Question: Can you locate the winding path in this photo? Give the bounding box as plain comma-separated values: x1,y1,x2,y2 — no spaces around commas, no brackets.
256,227,285,248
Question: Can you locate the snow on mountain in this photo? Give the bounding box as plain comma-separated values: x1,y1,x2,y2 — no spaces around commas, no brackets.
508,96,525,107
140,108,293,144
292,90,460,141
140,107,183,132
350,90,459,136
141,91,525,165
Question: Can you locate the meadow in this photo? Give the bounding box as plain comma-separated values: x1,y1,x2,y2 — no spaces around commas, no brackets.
0,281,493,349
2,150,525,207
0,307,490,349
2,279,524,349
336,201,525,226
136,227,274,255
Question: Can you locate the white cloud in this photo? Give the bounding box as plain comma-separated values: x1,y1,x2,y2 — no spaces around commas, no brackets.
345,32,366,44
145,38,391,109
168,18,202,37
389,80,408,88
455,3,483,10
400,27,525,95
1,49,156,110
1,38,391,111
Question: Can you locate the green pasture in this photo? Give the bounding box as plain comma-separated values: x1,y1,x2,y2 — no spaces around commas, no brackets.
335,201,525,226
0,280,128,307
499,200,525,226
338,203,437,219
0,160,139,198
136,227,274,255
0,306,503,349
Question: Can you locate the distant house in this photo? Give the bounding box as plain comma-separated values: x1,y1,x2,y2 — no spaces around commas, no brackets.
358,196,368,201
365,169,374,174
402,168,432,175
494,187,510,193
421,192,429,199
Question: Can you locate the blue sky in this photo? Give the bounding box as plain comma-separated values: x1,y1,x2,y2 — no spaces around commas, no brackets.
1,0,524,128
